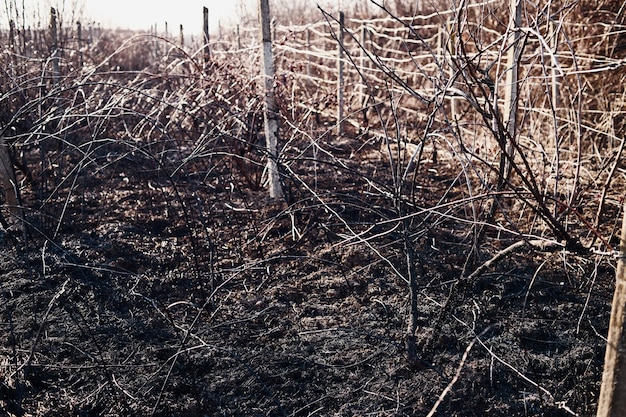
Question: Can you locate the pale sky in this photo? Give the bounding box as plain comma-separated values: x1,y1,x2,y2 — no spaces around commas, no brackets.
2,0,351,34
83,0,249,34
1,0,252,34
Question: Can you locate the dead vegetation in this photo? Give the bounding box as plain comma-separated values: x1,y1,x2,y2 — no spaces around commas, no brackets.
0,0,625,415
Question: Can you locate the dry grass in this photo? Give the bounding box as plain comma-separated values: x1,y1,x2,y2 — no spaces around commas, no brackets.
0,0,624,415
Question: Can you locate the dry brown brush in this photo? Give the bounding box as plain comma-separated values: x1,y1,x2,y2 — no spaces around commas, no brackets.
0,0,625,414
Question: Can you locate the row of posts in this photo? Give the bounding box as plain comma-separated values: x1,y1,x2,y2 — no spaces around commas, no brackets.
3,5,562,133
334,10,562,136
4,7,98,70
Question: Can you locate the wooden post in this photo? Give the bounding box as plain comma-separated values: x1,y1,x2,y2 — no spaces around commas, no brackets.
306,27,312,78
337,11,345,135
179,24,184,47
25,26,31,57
19,18,25,55
360,25,369,125
77,21,83,67
0,137,24,232
360,25,367,103
203,7,211,63
597,200,626,417
258,0,284,200
50,7,60,81
8,20,16,72
447,18,458,122
549,19,560,113
435,25,443,100
34,24,41,59
9,20,15,54
151,24,158,59
236,24,241,50
503,0,521,142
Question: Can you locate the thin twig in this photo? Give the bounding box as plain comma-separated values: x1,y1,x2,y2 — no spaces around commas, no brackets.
426,325,493,417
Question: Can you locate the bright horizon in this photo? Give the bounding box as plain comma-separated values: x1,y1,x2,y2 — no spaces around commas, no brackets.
84,0,248,35
1,1,354,35
0,0,254,35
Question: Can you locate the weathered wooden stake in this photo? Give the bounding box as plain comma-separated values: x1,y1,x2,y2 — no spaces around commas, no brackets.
9,20,15,54
151,24,158,59
25,26,31,57
19,18,25,55
77,21,83,67
597,200,626,417
8,20,17,72
203,7,211,63
50,7,60,81
306,28,312,78
0,138,23,232
179,24,184,47
447,18,458,122
236,24,241,50
0,23,25,233
549,19,560,113
359,25,367,103
503,0,521,142
360,25,369,125
258,0,284,200
337,11,345,135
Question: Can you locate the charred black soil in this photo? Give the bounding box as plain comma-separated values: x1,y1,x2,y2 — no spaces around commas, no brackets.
0,134,612,416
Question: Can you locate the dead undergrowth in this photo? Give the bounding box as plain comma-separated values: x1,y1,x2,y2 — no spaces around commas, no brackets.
0,0,625,415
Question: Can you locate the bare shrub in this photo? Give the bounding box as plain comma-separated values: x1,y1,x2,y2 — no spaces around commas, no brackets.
0,0,623,415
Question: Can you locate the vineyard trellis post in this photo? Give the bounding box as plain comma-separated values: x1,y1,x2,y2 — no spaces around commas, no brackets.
77,21,83,67
0,19,24,234
203,7,211,63
9,20,15,55
50,7,60,82
549,19,560,114
258,0,284,200
179,24,184,47
597,200,626,417
447,18,458,122
306,27,311,78
337,11,345,135
436,25,444,95
151,24,158,59
503,0,521,166
0,139,23,233
8,20,17,72
359,24,368,124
